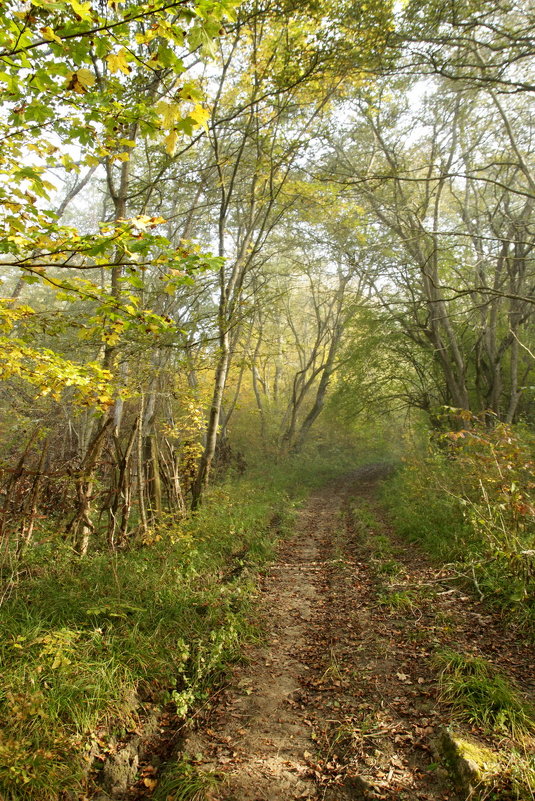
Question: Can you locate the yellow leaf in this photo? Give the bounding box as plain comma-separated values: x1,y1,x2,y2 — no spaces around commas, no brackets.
66,71,94,94
76,68,96,88
156,20,171,37
41,26,62,44
135,30,155,44
103,331,121,346
61,154,80,172
107,49,130,75
156,101,181,129
165,130,178,156
190,105,210,132
69,0,92,20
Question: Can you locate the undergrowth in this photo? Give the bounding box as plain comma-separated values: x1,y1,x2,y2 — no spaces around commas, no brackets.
382,413,535,631
0,453,352,801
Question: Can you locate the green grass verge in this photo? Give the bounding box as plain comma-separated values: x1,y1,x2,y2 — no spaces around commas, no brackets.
381,457,535,631
380,461,470,561
436,649,535,738
1,454,347,801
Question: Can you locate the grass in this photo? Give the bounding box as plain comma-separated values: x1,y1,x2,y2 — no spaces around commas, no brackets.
381,436,535,632
0,470,295,800
509,751,535,800
377,588,419,612
380,461,469,562
374,558,403,577
321,647,345,683
382,475,535,632
436,649,535,798
376,584,434,615
152,757,219,801
347,499,397,563
436,649,535,738
0,450,359,800
440,729,535,800
0,544,252,798
348,499,379,533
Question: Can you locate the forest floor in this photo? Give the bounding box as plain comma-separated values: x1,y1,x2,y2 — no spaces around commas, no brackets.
130,465,535,801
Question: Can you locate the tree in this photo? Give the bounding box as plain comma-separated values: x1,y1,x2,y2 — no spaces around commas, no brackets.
186,0,395,503
0,0,236,554
399,0,535,95
0,0,235,387
321,76,535,422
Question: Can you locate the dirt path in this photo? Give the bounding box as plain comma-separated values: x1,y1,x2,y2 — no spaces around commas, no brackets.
173,466,534,801
182,475,338,801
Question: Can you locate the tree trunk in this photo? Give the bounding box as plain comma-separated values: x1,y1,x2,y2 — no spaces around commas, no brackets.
191,328,230,509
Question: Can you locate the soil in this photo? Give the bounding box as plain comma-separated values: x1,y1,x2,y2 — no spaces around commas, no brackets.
127,465,535,801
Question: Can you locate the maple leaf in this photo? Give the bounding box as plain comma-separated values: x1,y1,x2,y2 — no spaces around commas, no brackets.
190,104,210,132
77,68,95,88
68,0,92,20
40,26,62,44
107,49,131,75
157,101,181,129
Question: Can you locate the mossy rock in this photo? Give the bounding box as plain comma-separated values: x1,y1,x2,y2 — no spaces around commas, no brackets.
436,727,501,796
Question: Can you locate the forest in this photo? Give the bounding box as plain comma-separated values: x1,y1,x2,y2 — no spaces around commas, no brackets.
0,0,534,798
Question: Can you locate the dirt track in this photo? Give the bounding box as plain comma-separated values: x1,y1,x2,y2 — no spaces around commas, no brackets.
173,466,534,800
